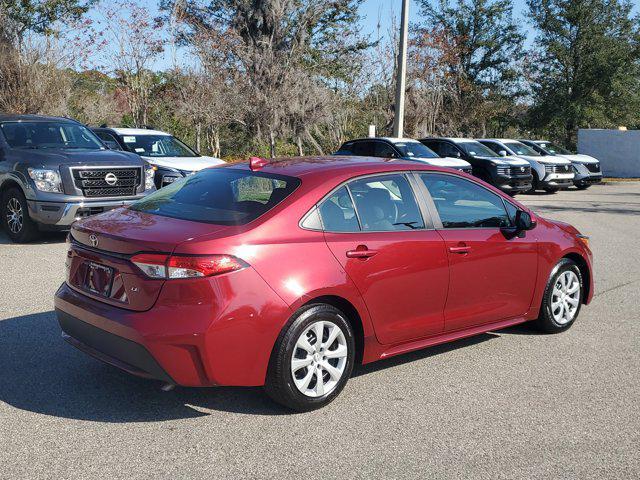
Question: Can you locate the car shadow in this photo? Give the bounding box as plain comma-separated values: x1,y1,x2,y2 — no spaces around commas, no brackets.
0,230,67,245
352,333,499,377
0,311,526,421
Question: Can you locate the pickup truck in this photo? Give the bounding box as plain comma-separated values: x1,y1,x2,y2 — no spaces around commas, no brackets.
0,115,155,243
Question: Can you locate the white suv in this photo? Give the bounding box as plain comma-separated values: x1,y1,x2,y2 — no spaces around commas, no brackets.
92,127,225,188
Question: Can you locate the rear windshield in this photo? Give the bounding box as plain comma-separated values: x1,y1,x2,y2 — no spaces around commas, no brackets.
131,168,300,225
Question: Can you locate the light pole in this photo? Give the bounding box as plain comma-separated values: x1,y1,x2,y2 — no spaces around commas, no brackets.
392,0,410,138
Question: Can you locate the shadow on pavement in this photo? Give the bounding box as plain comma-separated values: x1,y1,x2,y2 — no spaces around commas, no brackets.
0,230,67,245
0,311,512,421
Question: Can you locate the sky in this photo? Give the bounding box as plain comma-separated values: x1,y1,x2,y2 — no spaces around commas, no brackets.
99,0,636,71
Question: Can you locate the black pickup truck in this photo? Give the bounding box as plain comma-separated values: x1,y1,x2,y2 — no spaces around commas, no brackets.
0,115,155,242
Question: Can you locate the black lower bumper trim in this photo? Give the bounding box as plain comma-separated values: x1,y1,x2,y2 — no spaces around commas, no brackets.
56,309,174,384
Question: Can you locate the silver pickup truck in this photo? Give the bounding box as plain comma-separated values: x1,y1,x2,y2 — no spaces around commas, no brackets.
0,115,155,243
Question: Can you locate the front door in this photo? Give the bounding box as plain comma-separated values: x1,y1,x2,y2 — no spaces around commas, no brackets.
417,172,539,332
319,173,449,345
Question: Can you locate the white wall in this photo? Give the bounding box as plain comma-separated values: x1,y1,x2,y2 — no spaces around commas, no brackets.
578,129,640,177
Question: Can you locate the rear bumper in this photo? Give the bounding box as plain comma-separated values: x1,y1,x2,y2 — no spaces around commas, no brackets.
28,198,142,228
54,267,291,387
58,309,175,384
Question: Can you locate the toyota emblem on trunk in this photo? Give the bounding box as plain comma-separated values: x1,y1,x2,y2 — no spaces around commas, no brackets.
105,172,118,186
89,234,98,247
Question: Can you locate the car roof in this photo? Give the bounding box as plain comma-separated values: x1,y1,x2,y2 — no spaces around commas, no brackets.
478,138,523,143
422,137,478,144
0,114,78,123
225,155,448,179
342,137,421,144
100,127,171,136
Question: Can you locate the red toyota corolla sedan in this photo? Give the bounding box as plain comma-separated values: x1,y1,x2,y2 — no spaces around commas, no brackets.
54,156,593,411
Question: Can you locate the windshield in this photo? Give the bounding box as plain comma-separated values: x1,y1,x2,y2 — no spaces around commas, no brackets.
393,141,439,158
121,134,198,158
504,142,540,156
537,142,572,155
0,121,105,150
130,168,300,225
456,141,498,157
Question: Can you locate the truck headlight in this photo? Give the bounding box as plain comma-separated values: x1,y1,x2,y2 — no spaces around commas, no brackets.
28,168,63,193
145,166,156,190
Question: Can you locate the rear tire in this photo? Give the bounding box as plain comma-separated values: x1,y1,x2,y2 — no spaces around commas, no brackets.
264,304,355,412
1,188,40,243
576,184,590,190
544,187,559,193
534,259,583,333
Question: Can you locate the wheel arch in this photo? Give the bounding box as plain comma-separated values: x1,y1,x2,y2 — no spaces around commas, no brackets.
0,178,25,197
300,295,366,365
562,252,591,304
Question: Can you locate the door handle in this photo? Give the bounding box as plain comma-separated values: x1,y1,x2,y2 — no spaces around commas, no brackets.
346,247,378,259
448,245,471,254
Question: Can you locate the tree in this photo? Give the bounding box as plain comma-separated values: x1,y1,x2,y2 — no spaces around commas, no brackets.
0,0,92,114
162,0,369,156
415,0,524,135
0,0,92,45
527,0,640,147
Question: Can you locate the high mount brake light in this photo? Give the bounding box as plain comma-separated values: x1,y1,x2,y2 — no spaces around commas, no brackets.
249,156,269,171
131,253,248,279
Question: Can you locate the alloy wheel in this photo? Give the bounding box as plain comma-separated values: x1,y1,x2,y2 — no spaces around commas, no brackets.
551,270,581,325
6,197,23,234
290,320,348,398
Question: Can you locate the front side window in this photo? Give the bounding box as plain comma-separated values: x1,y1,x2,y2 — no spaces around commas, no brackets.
0,122,105,150
439,142,463,158
121,134,198,158
457,141,499,157
504,141,540,156
351,141,374,156
537,142,572,155
348,174,424,231
95,131,123,150
374,142,398,158
393,141,439,159
131,168,299,225
420,173,511,229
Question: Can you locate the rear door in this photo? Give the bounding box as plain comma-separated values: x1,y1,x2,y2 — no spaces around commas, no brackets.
417,172,538,331
319,173,449,345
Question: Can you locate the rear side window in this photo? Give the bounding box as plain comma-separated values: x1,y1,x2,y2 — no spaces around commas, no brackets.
131,169,300,225
349,174,424,231
420,173,510,229
318,186,360,232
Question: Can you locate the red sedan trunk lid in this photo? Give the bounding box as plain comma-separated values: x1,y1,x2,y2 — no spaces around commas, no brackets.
67,207,232,311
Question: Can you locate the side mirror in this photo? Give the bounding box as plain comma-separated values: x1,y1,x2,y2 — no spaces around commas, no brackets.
502,210,537,238
498,150,508,157
104,140,121,150
515,210,536,231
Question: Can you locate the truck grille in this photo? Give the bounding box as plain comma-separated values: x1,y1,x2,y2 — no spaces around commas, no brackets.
586,163,601,173
544,164,572,174
72,168,141,197
497,166,531,176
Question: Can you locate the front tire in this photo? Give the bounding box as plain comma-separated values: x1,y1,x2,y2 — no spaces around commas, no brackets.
534,259,583,333
544,187,560,193
1,188,40,243
576,184,590,190
264,304,355,412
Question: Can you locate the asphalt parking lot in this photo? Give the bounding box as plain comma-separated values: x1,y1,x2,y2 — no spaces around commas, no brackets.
1,182,638,479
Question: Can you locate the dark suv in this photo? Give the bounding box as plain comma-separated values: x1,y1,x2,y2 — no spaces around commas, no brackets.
0,115,154,242
420,138,533,195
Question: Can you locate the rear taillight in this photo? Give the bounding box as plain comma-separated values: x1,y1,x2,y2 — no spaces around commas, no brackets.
131,253,247,279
